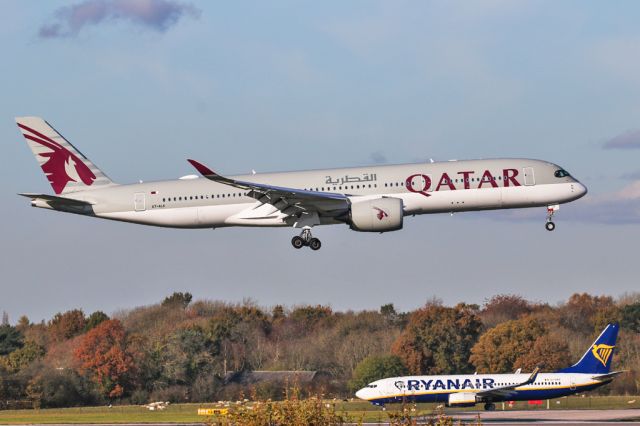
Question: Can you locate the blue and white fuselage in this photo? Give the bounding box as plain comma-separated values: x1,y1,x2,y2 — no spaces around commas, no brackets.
357,371,609,406
356,324,622,410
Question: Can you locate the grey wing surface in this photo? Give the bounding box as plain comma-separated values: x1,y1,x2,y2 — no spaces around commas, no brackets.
187,159,350,219
476,368,540,400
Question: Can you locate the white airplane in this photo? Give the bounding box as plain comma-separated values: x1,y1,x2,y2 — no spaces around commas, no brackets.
16,117,587,250
355,324,621,411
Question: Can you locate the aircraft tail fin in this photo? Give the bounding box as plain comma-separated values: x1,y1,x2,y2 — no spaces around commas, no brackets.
558,323,619,374
15,117,116,194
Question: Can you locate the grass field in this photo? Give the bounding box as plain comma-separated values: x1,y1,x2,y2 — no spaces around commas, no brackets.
0,396,638,424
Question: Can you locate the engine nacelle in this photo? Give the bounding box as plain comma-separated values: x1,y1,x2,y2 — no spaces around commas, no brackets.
349,197,403,232
447,392,478,407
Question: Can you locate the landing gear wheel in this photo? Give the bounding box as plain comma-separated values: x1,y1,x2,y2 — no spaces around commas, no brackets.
291,226,321,250
484,403,496,411
291,236,304,249
309,238,322,251
545,205,559,232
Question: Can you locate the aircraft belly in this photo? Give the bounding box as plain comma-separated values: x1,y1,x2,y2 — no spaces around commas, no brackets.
196,204,255,226
501,182,576,207
98,205,243,228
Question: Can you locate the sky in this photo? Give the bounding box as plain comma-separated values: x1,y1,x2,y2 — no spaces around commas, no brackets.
1,1,639,323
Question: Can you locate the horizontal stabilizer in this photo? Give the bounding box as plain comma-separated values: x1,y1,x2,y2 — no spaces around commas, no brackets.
593,371,626,381
19,193,94,206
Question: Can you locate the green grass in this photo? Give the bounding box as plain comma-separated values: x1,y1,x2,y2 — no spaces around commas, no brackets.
0,396,638,424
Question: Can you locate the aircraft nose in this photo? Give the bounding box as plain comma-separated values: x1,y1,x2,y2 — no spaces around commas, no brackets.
576,182,588,198
355,388,367,400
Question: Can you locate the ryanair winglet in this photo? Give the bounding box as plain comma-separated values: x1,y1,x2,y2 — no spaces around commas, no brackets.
558,323,619,374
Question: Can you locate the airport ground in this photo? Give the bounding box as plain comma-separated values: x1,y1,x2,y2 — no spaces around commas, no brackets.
0,396,639,424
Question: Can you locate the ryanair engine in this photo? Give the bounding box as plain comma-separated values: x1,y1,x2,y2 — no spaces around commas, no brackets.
349,197,403,232
447,392,478,407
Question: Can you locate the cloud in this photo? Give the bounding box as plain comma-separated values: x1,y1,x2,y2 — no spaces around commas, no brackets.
622,170,640,180
476,181,640,225
39,0,200,39
567,181,640,224
370,151,387,164
603,129,640,150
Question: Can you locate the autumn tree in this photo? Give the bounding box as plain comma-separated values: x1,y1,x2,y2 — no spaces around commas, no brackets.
74,319,136,398
16,316,30,333
85,311,109,332
161,325,216,385
480,294,534,329
1,341,45,373
469,317,568,373
26,368,99,408
349,355,407,392
559,293,615,334
620,303,640,333
289,305,332,331
392,303,481,374
514,333,571,371
49,310,87,341
162,292,193,309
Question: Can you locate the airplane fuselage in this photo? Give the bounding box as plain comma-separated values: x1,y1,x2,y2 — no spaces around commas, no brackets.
33,158,587,229
356,372,609,406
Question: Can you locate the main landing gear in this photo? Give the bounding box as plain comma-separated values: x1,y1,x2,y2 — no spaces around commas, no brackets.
484,402,496,411
291,227,322,251
545,204,559,232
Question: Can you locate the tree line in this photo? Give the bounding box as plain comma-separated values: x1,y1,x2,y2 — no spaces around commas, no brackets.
0,292,638,408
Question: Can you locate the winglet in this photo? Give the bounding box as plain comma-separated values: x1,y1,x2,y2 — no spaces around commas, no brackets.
187,159,217,177
526,367,540,385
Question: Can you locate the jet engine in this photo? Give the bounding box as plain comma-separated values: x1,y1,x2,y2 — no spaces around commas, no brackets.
349,197,403,232
447,392,478,407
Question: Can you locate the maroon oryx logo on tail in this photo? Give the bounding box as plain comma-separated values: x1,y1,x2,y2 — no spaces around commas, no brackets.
373,207,388,221
18,124,96,194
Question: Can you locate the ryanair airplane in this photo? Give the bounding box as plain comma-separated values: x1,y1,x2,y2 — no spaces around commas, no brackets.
356,324,621,411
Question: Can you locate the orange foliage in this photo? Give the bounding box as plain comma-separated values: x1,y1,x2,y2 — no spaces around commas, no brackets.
74,319,136,398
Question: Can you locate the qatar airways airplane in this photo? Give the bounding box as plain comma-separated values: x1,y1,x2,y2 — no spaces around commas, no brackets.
356,323,621,411
16,116,587,250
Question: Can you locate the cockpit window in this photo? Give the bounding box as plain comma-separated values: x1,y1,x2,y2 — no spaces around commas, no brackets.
554,169,571,178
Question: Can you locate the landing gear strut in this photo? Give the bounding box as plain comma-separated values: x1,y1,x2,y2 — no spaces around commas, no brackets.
545,204,559,232
484,402,496,411
291,226,322,250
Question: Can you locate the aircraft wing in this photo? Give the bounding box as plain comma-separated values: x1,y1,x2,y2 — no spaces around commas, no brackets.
187,159,350,220
476,368,540,400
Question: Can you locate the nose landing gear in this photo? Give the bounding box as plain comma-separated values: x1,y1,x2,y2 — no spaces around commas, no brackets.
545,204,559,232
291,226,322,250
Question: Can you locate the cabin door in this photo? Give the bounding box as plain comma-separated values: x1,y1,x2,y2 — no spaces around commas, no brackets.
570,376,576,390
134,193,146,211
523,167,535,186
